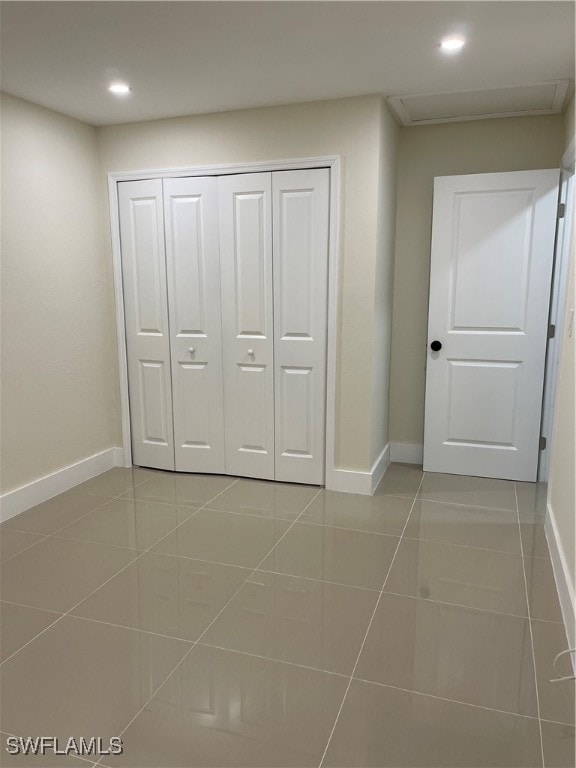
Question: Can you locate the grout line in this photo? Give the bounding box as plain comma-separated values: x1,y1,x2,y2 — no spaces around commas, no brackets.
415,496,520,514
318,473,426,767
196,641,350,679
401,533,525,557
515,481,546,768
253,569,382,593
0,477,241,667
90,485,326,766
56,612,197,645
350,677,542,722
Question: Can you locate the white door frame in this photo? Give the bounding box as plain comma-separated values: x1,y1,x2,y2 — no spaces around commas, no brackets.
107,155,341,487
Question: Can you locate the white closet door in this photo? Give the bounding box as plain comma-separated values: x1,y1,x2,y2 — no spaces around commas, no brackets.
118,179,175,470
219,173,274,479
272,169,329,484
163,177,225,473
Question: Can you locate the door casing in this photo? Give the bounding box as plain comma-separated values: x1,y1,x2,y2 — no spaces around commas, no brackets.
108,155,341,488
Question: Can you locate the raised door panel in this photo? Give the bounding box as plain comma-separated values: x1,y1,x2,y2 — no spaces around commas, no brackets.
219,173,274,479
272,169,329,484
163,177,225,473
424,169,560,480
118,179,175,470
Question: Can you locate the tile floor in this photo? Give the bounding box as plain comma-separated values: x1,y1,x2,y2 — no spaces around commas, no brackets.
0,464,574,767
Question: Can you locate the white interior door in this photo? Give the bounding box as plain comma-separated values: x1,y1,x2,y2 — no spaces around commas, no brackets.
218,173,275,480
423,169,560,481
118,179,175,470
163,177,225,473
272,169,329,484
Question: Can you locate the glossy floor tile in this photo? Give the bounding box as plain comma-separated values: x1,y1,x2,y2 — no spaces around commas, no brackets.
531,619,575,725
419,473,517,511
72,553,250,641
55,497,198,551
525,555,565,623
260,522,399,590
1,490,109,535
299,491,413,536
323,679,543,767
105,644,348,767
355,593,538,716
0,616,191,742
152,509,291,568
404,499,521,553
1,465,570,768
385,537,529,615
521,520,551,559
373,463,424,498
0,529,44,562
202,571,378,674
123,472,235,507
541,721,576,768
0,601,60,662
74,466,157,498
0,537,138,612
207,479,318,520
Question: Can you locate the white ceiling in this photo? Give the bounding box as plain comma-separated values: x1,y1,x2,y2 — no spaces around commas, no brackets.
1,1,574,126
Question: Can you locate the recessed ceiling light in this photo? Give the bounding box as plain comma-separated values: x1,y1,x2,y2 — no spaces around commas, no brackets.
440,37,466,52
108,82,131,95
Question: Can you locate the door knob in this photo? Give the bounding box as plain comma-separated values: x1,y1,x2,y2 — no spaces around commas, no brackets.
188,347,195,355
430,340,442,352
247,349,255,357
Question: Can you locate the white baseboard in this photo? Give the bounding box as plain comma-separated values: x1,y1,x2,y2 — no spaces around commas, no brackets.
545,501,576,652
390,442,423,465
326,444,390,495
0,447,124,523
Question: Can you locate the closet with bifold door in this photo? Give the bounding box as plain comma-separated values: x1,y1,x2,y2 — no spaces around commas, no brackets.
118,168,329,485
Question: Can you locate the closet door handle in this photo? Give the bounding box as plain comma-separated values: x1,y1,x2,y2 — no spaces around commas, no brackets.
188,347,195,356
247,349,255,358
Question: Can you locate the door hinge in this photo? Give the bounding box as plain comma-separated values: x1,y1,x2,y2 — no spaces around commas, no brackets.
548,324,556,339
540,436,547,451
558,203,566,219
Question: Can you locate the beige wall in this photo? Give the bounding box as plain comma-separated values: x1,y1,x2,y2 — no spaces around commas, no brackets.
0,93,121,493
97,95,396,472
389,114,565,446
564,92,575,151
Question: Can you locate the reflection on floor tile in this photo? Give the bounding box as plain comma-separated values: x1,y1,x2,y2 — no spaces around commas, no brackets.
152,509,290,568
260,522,398,590
1,491,108,535
300,491,413,536
531,619,575,725
374,464,423,498
404,499,521,553
385,538,528,615
0,464,570,768
0,601,61,662
0,537,138,612
355,593,538,716
202,571,378,674
55,498,198,551
0,616,191,743
107,644,348,767
419,473,517,511
323,679,542,768
520,521,551,559
541,721,576,768
207,479,318,520
72,553,250,641
0,529,44,562
123,473,236,507
74,467,157,498
524,556,565,623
